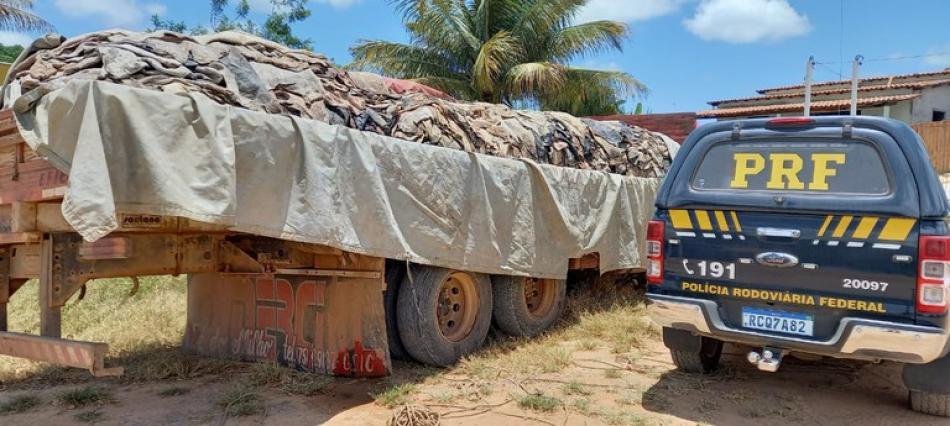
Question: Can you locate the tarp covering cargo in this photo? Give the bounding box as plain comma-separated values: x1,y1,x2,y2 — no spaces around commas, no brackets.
2,30,674,178
11,79,660,278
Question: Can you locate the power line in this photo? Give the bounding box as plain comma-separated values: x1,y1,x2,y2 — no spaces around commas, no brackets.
814,61,842,79
817,51,950,65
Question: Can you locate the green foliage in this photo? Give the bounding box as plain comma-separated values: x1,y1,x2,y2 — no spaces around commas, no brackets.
148,0,312,50
517,393,562,412
0,43,23,62
349,0,645,116
371,383,416,408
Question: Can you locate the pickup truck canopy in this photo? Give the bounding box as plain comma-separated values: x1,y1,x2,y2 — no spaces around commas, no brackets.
656,117,949,219
11,80,660,278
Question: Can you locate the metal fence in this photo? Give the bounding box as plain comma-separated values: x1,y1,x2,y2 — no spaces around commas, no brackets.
912,121,950,173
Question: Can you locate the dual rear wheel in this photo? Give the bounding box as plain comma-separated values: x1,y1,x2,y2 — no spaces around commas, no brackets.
385,264,567,366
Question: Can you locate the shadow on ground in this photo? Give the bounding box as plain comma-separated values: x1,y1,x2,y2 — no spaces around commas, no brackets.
642,347,947,425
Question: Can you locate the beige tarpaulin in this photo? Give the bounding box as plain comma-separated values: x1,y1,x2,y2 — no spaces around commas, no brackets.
14,80,660,278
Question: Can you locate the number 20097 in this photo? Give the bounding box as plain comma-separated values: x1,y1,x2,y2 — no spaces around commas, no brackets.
842,279,888,292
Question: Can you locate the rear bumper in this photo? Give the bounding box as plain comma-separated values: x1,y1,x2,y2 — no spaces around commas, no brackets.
647,294,950,364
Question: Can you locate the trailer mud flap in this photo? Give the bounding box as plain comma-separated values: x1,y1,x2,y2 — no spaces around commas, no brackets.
0,332,123,377
184,271,390,377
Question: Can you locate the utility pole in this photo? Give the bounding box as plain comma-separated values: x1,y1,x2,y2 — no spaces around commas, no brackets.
850,55,863,116
804,56,815,117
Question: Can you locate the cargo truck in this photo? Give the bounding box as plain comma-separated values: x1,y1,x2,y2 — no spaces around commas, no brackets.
0,79,658,377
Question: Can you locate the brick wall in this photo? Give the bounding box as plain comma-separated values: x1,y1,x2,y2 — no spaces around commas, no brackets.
588,112,697,143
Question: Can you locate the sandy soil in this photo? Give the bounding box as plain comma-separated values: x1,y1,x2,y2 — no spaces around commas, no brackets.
0,337,944,426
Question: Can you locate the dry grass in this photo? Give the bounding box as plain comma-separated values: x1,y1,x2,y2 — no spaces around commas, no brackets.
56,385,113,409
0,276,188,384
217,387,264,417
457,272,654,381
516,393,562,412
245,362,331,396
0,393,41,415
372,383,417,408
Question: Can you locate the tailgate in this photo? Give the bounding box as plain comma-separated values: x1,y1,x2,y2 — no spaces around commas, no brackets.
660,208,917,341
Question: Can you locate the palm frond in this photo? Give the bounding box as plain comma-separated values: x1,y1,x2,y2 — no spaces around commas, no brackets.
472,30,521,94
508,0,584,45
389,0,431,21
505,61,567,98
349,40,464,80
412,75,477,99
563,67,647,99
0,0,53,33
551,20,627,62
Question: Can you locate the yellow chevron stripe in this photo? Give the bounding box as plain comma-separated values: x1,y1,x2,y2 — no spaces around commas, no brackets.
694,210,714,231
669,209,693,230
832,216,853,238
817,215,833,237
879,218,916,241
713,211,730,232
852,217,879,239
730,211,742,233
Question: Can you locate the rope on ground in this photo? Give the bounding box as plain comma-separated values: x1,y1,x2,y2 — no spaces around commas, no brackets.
388,404,440,426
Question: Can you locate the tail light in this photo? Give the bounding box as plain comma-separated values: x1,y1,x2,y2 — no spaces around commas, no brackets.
917,235,950,314
646,220,665,285
766,117,815,127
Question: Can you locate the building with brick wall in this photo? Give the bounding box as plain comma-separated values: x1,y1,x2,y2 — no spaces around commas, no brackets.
589,112,697,143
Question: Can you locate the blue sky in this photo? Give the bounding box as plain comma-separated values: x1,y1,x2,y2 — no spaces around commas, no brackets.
7,0,950,113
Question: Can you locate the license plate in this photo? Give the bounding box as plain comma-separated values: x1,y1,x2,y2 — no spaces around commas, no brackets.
741,307,814,336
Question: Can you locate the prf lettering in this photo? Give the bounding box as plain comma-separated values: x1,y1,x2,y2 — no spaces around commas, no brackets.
729,153,845,191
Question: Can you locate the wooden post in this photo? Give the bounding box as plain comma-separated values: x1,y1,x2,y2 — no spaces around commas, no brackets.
39,238,61,338
0,246,8,332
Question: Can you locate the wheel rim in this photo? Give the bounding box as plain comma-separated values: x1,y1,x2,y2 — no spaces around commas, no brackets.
524,278,557,319
436,272,479,342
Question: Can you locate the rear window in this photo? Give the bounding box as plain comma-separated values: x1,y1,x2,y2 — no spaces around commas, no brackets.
691,140,890,195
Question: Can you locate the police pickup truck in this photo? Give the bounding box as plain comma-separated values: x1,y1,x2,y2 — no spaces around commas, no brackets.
646,116,950,416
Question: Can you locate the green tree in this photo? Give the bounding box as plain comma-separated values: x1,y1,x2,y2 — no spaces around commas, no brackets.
0,43,23,62
349,0,644,116
149,0,312,50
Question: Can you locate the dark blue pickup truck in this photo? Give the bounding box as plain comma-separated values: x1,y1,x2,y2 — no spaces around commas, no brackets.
646,116,950,416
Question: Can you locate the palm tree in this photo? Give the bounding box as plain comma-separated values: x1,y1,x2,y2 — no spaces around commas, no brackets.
349,0,644,116
0,0,52,33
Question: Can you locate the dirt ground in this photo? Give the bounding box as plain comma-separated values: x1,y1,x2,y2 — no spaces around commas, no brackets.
0,276,945,425
0,337,945,425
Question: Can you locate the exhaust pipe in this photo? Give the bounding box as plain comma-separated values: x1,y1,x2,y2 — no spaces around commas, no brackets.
747,347,784,372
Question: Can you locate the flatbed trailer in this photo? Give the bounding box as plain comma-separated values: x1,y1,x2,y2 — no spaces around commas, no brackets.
0,109,613,377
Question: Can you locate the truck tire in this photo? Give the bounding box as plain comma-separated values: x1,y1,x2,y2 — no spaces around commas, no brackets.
662,327,722,374
383,261,409,360
491,276,566,337
396,266,492,367
910,391,950,417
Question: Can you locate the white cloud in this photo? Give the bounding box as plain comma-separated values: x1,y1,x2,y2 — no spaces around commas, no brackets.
579,60,622,72
53,0,167,27
923,45,950,68
683,0,811,44
0,31,34,47
316,0,362,8
577,0,684,23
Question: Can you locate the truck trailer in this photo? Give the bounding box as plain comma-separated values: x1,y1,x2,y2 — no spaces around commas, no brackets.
0,77,660,377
